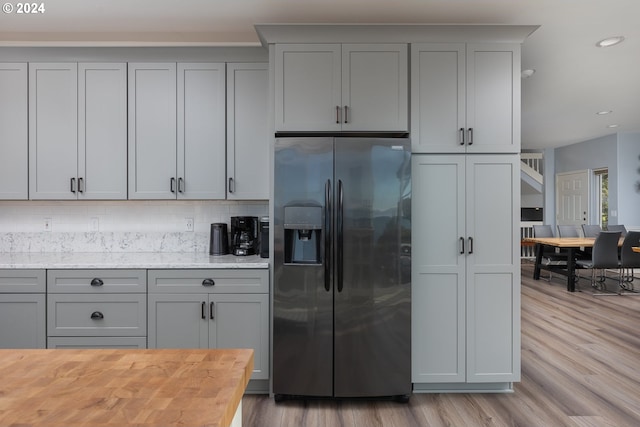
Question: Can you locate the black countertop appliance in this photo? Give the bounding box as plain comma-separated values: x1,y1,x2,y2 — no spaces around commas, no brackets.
230,216,259,256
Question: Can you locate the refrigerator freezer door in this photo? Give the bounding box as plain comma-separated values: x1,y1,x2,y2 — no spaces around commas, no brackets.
333,138,412,397
273,138,334,397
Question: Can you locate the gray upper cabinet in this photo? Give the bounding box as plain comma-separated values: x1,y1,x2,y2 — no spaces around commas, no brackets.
178,63,226,199
128,63,177,199
411,43,521,154
226,63,269,200
129,62,226,200
0,63,28,200
275,43,408,132
78,63,128,199
29,63,78,200
29,62,127,200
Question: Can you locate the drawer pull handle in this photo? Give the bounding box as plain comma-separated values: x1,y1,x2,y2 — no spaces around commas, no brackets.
90,278,104,287
202,279,215,287
210,302,215,320
201,302,206,319
90,311,104,320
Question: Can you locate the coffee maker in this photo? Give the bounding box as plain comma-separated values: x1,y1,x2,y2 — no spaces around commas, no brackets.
230,216,259,256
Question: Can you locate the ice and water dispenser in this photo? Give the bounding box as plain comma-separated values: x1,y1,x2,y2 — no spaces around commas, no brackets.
283,205,323,264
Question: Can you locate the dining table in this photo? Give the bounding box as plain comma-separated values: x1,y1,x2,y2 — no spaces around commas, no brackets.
0,348,253,427
525,236,613,292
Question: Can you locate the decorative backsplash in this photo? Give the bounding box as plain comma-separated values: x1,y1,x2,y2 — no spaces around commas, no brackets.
0,200,268,253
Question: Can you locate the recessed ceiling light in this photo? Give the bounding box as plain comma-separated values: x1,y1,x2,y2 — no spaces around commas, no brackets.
596,36,625,48
521,69,535,79
596,110,613,115
607,124,619,128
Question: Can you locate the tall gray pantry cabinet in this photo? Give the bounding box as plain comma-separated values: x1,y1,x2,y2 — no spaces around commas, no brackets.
411,42,521,391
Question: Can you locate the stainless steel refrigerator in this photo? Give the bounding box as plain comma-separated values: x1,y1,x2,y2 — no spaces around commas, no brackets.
273,137,411,400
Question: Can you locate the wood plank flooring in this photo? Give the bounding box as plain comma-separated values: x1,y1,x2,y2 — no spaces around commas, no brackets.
242,262,640,426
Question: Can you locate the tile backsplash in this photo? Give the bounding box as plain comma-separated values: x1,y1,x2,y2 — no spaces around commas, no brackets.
0,200,268,253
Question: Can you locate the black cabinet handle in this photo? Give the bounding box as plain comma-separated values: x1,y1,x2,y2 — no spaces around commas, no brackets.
460,237,465,254
336,106,340,124
344,105,349,124
70,177,76,193
210,301,215,320
468,237,474,254
178,177,185,193
90,311,104,320
78,177,84,193
468,128,474,145
90,278,104,287
459,128,465,145
202,278,215,287
201,301,206,319
228,177,234,193
170,177,176,193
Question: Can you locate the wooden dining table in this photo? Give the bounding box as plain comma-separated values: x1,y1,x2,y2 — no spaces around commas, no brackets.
0,348,253,427
525,237,614,292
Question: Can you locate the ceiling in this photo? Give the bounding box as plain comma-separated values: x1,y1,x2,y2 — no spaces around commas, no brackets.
1,0,639,150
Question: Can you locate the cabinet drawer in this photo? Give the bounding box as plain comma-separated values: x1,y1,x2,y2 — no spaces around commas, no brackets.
48,336,147,349
47,294,147,336
0,270,46,293
148,269,268,294
47,269,146,293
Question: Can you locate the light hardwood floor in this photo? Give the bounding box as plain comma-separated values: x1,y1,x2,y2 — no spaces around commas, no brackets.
242,262,640,426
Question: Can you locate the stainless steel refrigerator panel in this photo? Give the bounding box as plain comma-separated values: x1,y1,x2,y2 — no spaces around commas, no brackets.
333,138,411,397
273,138,334,397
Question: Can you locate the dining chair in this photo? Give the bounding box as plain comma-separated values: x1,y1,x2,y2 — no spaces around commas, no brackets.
607,224,628,237
619,231,640,295
557,225,580,237
582,224,602,238
533,225,565,281
575,231,622,295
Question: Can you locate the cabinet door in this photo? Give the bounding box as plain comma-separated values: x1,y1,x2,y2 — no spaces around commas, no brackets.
0,294,46,348
128,63,177,199
211,294,269,380
341,44,408,132
226,63,269,200
148,294,209,349
29,63,78,200
465,155,520,382
411,44,466,153
177,63,226,200
411,155,466,383
466,44,521,153
78,63,127,200
275,44,341,132
0,63,28,200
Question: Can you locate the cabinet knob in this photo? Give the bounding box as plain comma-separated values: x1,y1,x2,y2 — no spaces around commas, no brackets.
202,278,215,287
90,311,104,320
90,278,104,287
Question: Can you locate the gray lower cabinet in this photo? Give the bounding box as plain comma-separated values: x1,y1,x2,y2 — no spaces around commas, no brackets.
0,270,46,348
148,269,269,383
46,270,147,348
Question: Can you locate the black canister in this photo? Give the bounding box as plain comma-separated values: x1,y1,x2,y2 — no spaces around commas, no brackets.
259,216,269,258
209,223,229,256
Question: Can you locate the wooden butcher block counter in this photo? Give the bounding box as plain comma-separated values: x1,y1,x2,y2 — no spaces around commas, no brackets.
0,348,254,427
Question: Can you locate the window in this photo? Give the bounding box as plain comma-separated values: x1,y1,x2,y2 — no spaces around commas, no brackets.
594,168,608,228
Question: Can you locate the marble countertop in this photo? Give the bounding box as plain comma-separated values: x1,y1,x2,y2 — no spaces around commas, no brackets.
0,252,269,269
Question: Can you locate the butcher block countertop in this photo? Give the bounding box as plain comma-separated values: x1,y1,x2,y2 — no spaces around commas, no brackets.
0,348,254,427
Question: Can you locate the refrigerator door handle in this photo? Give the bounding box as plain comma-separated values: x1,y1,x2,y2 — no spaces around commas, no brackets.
324,179,331,292
337,179,344,293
